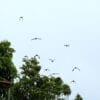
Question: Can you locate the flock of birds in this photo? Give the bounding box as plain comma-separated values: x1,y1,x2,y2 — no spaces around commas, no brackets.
19,16,80,84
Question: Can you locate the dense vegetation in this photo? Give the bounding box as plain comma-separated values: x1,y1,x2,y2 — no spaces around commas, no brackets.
0,40,83,100
0,40,17,100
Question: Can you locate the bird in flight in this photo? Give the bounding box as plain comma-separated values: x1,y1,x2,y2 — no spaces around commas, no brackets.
31,37,41,40
72,67,80,72
64,44,70,47
71,80,76,84
44,68,50,71
49,59,55,62
51,73,59,75
48,73,59,77
19,16,24,21
34,54,40,59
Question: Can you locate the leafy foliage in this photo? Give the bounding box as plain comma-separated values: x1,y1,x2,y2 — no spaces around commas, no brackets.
0,40,83,100
0,40,17,81
11,56,71,100
74,94,83,100
0,40,17,99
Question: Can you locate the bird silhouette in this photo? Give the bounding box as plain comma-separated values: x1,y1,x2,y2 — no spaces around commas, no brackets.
34,54,40,59
72,67,80,72
52,73,59,75
31,37,41,40
64,44,69,47
71,80,76,84
49,59,55,62
48,73,59,77
19,16,23,21
44,68,50,71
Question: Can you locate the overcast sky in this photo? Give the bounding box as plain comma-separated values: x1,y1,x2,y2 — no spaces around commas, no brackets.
0,0,100,99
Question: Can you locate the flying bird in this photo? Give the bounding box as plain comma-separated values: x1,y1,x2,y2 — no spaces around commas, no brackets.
31,37,41,40
64,44,70,47
72,67,80,72
49,59,55,62
52,73,59,75
71,80,76,84
44,68,50,71
34,54,40,59
19,16,24,21
48,73,59,77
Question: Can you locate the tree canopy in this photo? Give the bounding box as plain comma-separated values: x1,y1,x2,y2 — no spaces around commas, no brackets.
11,56,71,100
74,94,83,100
0,40,17,99
0,40,83,100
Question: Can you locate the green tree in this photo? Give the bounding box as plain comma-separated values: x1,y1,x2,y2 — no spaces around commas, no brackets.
53,77,63,99
74,94,83,100
0,40,17,99
11,56,41,100
62,84,71,100
11,56,71,100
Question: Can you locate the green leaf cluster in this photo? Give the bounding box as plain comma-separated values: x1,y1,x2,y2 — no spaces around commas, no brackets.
11,56,71,100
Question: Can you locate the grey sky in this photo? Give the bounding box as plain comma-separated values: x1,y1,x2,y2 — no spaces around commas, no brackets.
0,0,100,99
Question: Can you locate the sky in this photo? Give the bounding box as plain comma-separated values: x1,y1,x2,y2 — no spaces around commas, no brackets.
0,0,100,99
